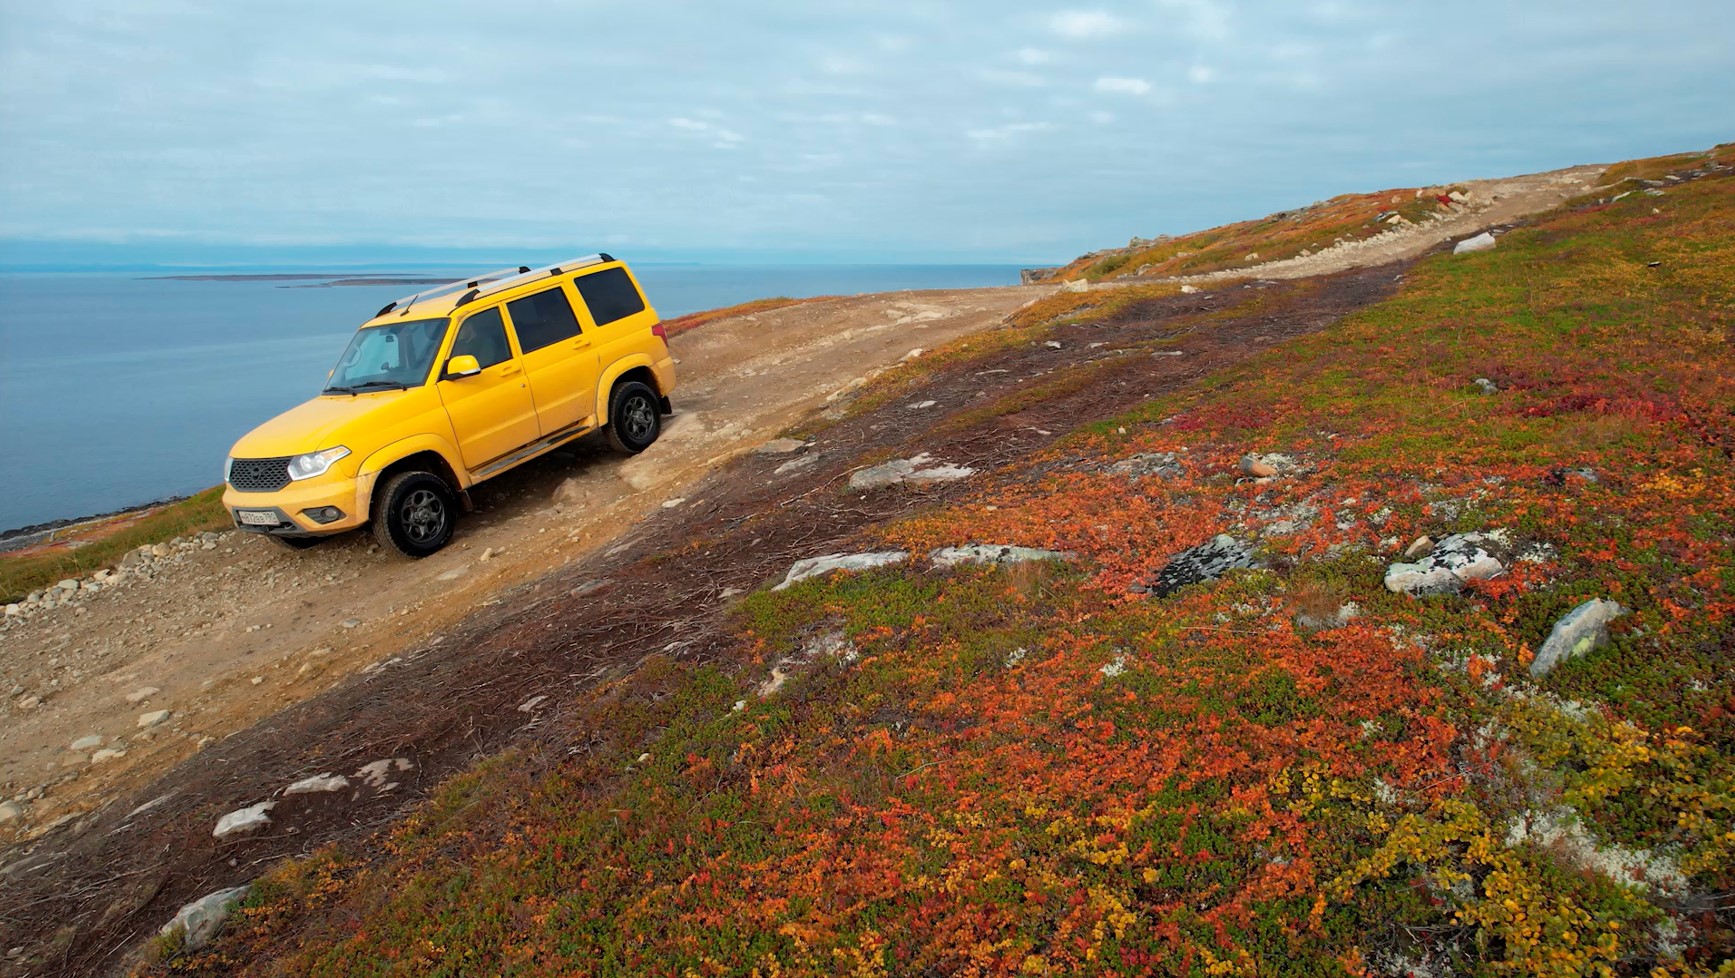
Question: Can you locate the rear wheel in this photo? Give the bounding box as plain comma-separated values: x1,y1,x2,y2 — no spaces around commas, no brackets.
372,470,456,558
605,380,662,455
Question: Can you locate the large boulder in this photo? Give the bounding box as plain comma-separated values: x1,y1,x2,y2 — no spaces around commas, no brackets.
1384,531,1509,596
929,545,1071,569
1141,534,1256,597
160,885,250,952
1453,232,1497,255
1530,599,1626,678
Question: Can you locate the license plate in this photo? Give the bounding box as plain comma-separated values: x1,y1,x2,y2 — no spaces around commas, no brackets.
237,510,280,526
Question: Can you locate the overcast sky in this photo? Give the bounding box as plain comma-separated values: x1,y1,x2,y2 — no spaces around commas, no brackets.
0,1,1729,265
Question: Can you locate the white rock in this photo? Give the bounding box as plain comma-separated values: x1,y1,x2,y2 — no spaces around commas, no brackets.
1044,340,1063,350
1061,278,1090,293
91,747,128,763
1453,231,1497,255
1530,599,1626,678
0,800,23,824
355,757,414,789
1384,531,1507,596
160,885,250,951
70,734,104,752
137,709,171,728
283,773,350,796
661,498,686,509
929,545,1071,569
212,801,274,840
1180,284,1200,294
848,453,975,491
908,400,938,410
774,552,909,591
479,547,497,562
125,686,160,704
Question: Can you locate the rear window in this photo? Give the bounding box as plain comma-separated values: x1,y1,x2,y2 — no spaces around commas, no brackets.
506,287,582,354
574,267,646,326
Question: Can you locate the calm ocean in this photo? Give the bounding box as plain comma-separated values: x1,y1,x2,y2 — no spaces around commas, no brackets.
0,264,1020,532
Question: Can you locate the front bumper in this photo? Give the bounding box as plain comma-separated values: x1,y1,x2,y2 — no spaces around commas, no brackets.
223,477,368,536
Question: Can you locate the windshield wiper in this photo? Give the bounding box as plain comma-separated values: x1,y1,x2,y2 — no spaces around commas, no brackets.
323,380,407,396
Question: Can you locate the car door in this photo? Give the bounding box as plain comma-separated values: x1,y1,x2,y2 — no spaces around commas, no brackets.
435,306,541,470
503,283,599,436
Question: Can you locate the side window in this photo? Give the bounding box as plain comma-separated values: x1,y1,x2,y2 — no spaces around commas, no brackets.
506,287,582,354
573,267,646,327
449,307,511,369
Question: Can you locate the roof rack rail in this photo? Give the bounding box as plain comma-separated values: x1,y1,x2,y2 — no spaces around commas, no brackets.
461,254,613,306
382,263,535,317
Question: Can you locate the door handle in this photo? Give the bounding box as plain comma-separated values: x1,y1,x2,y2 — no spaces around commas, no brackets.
501,365,522,377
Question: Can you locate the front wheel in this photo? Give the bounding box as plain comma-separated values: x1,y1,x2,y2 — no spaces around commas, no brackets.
372,471,456,558
605,381,662,455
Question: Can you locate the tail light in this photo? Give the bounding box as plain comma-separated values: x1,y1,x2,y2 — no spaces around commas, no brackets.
651,322,668,343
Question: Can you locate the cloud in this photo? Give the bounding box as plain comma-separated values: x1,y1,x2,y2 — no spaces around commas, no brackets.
1094,76,1153,96
1088,110,1116,125
965,121,1051,143
1155,0,1231,41
1014,47,1053,65
1188,65,1215,84
979,68,1050,88
669,117,746,148
1047,10,1127,40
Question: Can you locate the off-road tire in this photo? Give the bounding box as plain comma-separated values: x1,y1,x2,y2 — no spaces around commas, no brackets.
605,380,662,455
372,470,456,558
272,535,323,551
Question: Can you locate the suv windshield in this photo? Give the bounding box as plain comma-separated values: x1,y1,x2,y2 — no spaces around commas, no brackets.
324,318,450,393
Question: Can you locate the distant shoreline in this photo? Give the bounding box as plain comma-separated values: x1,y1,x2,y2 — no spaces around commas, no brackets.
0,493,200,552
144,273,451,287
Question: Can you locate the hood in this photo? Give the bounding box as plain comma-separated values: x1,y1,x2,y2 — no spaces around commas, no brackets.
228,391,404,459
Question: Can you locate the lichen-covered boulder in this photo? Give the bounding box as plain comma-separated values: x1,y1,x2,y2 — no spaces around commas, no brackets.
1530,599,1626,678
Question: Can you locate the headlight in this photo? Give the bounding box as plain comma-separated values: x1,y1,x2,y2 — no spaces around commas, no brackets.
224,457,234,484
287,446,351,481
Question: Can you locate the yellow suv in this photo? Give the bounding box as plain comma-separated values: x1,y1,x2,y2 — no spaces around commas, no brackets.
222,254,675,557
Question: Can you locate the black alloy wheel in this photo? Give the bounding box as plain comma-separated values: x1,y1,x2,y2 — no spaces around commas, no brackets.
373,470,456,558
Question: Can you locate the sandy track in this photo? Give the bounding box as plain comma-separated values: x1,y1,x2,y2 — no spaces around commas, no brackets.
0,285,1045,840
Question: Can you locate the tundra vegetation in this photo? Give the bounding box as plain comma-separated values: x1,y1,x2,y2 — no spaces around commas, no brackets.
148,148,1733,976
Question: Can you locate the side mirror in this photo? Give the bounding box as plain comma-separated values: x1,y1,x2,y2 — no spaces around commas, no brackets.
445,355,482,379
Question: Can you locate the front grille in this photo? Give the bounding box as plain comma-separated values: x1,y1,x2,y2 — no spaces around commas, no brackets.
229,456,293,492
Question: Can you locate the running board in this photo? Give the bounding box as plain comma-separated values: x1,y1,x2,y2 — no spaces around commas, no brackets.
472,419,596,479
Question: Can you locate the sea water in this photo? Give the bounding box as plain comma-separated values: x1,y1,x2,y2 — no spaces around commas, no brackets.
0,264,1019,531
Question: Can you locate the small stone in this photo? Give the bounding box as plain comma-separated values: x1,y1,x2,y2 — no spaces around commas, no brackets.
91,748,128,763
1384,531,1509,596
636,752,653,764
908,400,938,410
340,618,361,629
479,548,497,562
17,695,41,709
661,498,686,509
137,709,171,728
213,802,275,839
753,438,806,455
125,686,160,704
1239,454,1278,478
1404,536,1435,559
1530,599,1626,678
1044,340,1063,350
1474,377,1499,394
283,774,350,796
0,800,23,823
70,734,104,752
1180,284,1200,294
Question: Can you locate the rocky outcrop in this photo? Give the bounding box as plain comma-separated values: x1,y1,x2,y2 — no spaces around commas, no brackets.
848,454,976,491
1384,531,1510,596
1139,534,1257,597
775,552,910,591
160,885,251,952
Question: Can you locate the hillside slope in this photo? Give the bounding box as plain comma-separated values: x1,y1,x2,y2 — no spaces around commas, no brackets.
107,148,1735,977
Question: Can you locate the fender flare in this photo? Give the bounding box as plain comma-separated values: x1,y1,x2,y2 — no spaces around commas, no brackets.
595,354,660,425
353,434,469,518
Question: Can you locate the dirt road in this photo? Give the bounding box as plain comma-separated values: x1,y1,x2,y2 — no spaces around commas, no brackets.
0,286,1044,841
